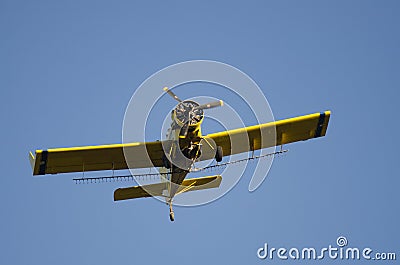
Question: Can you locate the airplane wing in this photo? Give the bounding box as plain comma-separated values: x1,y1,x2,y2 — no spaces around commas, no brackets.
202,111,330,158
30,141,167,175
30,111,330,175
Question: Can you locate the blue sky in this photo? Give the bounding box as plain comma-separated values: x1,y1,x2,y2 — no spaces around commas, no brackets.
1,1,399,264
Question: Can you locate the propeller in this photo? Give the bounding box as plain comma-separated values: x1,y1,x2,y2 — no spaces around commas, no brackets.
163,87,224,137
194,100,224,110
163,87,182,102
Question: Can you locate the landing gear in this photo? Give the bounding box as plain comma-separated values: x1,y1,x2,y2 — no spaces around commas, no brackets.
215,145,223,162
182,144,201,160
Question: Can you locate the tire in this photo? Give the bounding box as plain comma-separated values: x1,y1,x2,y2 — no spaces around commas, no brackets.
215,146,223,162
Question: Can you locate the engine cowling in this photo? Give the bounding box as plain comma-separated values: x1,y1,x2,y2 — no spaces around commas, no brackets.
172,100,204,136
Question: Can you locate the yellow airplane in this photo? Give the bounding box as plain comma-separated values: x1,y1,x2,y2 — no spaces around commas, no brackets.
29,87,331,221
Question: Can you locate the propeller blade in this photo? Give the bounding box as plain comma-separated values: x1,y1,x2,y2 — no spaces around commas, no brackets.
163,87,182,102
195,100,224,110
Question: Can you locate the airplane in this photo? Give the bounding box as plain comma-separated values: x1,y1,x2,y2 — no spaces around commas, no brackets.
29,87,331,221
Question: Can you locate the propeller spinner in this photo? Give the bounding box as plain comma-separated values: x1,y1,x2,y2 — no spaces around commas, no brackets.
163,87,224,136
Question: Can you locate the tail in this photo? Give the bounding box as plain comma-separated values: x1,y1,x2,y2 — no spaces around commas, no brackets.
114,175,222,201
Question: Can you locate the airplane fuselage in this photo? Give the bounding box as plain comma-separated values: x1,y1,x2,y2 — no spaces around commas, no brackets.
159,100,206,200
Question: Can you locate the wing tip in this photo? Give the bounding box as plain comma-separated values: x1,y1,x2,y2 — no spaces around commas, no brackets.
314,110,331,138
29,151,35,171
324,110,331,118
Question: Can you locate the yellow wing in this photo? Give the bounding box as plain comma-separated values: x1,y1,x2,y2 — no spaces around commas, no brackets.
203,111,330,158
30,111,330,175
30,141,167,175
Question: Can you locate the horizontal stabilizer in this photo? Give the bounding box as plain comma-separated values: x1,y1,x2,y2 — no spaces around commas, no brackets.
114,175,222,201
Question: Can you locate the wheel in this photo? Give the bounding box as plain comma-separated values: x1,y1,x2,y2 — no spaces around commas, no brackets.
215,145,223,162
162,154,171,169
169,212,175,222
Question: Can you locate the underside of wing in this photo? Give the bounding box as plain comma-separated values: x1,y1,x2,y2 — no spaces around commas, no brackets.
30,111,330,175
30,141,168,175
203,111,331,158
